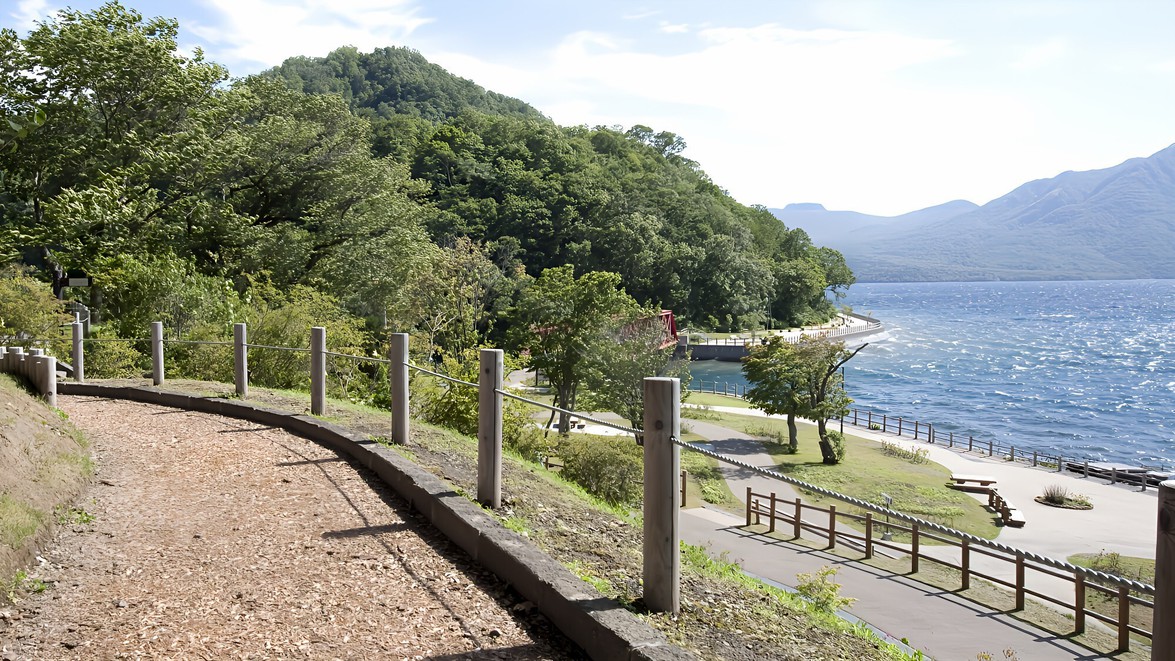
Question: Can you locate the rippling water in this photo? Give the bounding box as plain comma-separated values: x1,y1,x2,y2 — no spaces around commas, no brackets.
689,280,1175,468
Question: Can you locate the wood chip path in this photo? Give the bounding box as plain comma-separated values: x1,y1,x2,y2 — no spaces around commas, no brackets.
1,396,580,660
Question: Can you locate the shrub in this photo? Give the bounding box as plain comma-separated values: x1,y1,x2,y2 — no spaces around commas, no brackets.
85,338,145,378
1041,484,1068,505
557,434,643,507
868,423,882,431
795,565,856,613
880,440,930,464
0,266,68,340
824,430,846,463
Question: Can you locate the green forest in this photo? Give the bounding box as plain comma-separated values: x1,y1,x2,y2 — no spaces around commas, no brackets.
0,3,853,371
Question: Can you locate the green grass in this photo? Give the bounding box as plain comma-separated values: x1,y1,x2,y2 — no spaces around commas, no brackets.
0,495,44,548
683,392,752,409
1068,552,1155,584
696,410,1000,539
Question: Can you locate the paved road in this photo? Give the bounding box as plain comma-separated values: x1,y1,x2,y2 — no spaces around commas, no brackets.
680,414,1153,660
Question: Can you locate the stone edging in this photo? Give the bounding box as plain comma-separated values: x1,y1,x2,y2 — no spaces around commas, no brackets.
59,383,690,661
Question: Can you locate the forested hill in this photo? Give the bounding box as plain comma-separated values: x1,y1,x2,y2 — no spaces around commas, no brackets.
0,4,852,355
266,46,854,328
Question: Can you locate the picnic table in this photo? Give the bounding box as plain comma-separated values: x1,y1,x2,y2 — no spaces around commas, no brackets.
949,474,998,491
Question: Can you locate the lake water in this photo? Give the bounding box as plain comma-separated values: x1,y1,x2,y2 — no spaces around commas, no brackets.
689,280,1175,468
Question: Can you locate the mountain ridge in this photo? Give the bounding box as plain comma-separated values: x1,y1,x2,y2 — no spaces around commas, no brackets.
772,144,1175,281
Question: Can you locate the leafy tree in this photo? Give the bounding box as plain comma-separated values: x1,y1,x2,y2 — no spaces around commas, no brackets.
0,266,67,339
583,311,691,434
742,337,807,452
743,336,866,463
509,265,639,432
795,337,867,464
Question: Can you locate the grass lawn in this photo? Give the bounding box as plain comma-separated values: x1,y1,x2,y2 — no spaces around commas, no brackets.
683,392,752,409
687,408,1000,539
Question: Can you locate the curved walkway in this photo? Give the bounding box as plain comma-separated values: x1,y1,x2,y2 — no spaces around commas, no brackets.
679,412,1151,660
0,396,577,659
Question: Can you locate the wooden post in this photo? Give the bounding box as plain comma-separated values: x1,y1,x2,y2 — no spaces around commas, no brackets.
969,435,974,452
962,539,971,590
1111,467,1118,485
1057,455,1064,473
793,498,802,539
642,376,680,614
913,420,919,440
865,513,873,559
71,321,84,382
389,333,409,445
1074,573,1086,634
867,410,872,429
680,469,687,506
478,348,504,509
1084,460,1090,478
882,414,887,433
745,487,753,525
310,326,325,415
1009,446,1016,462
1032,450,1038,467
768,492,777,533
1153,480,1175,659
853,409,858,426
151,321,164,386
897,417,903,436
233,322,247,398
988,439,994,457
1117,585,1130,652
911,524,920,574
828,505,837,549
1015,553,1025,610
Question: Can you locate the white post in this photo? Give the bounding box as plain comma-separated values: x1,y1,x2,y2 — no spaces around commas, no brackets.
310,326,325,415
643,376,681,614
1154,480,1175,660
151,321,164,385
478,348,504,508
233,323,247,398
72,321,84,382
389,333,409,444
10,347,24,379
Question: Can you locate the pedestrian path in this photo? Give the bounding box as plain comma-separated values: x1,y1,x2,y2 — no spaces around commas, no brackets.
680,412,1156,660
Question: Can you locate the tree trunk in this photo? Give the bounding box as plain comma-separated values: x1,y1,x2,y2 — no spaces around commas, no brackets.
787,413,798,453
816,418,837,464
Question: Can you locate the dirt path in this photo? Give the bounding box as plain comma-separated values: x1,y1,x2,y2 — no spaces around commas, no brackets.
1,396,579,660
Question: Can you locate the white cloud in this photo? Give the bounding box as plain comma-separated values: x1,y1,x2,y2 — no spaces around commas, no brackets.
659,22,688,34
1012,37,1068,69
188,0,431,71
10,0,50,32
431,21,1048,215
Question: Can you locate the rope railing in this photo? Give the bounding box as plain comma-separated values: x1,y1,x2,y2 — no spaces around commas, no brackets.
496,388,641,436
245,343,310,353
324,350,390,365
406,362,478,389
82,337,141,343
164,339,232,346
670,436,1156,595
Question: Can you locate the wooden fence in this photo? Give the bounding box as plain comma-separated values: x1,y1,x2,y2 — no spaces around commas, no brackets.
745,488,1154,652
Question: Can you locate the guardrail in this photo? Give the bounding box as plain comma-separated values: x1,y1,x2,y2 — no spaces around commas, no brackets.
746,488,1154,652
6,318,1172,653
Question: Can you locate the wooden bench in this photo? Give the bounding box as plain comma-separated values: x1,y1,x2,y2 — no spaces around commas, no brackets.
987,490,1026,528
949,474,998,492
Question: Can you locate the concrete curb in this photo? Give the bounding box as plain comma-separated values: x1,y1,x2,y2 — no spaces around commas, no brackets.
59,383,691,661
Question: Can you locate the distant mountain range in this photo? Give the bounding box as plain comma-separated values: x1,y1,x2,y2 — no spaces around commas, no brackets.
771,144,1175,281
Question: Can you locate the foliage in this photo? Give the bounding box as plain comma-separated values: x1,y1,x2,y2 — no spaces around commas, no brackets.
795,565,856,614
1041,484,1069,505
880,440,929,464
556,434,643,507
243,282,367,390
742,337,807,451
582,311,691,429
0,266,67,339
824,430,847,463
83,336,144,378
509,265,639,432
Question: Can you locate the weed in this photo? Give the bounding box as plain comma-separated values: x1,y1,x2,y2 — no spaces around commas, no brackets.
795,565,856,614
1041,484,1068,505
880,440,929,464
4,570,48,603
502,516,530,538
54,505,95,526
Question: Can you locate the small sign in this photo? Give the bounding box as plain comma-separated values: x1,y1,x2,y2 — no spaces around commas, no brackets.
65,277,92,287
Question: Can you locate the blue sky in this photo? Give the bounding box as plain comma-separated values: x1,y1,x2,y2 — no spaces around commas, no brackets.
6,0,1175,216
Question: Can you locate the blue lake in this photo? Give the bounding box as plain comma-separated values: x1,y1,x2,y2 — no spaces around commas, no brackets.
689,280,1175,468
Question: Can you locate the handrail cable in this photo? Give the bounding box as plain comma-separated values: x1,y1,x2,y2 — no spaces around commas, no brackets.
406,362,478,389
323,350,390,365
496,389,641,436
245,343,311,353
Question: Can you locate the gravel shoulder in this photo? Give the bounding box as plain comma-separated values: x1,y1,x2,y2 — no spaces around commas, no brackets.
1,395,579,660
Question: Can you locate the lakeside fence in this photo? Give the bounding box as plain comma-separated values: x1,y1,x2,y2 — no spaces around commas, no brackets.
688,317,883,349
689,383,1174,482
746,488,1152,652
3,319,1171,653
